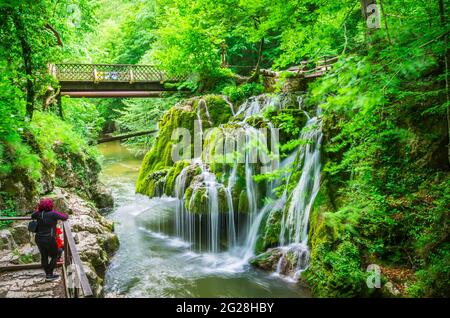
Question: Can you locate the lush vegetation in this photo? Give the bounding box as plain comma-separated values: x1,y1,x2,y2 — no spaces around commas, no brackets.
0,0,448,298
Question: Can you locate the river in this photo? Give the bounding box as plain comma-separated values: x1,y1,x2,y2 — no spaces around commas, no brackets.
98,141,310,298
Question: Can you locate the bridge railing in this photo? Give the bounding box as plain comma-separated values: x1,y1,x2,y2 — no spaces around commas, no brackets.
226,55,338,77
51,63,187,83
0,217,93,298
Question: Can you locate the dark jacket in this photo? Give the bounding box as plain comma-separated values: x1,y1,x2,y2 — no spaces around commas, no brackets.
31,210,68,238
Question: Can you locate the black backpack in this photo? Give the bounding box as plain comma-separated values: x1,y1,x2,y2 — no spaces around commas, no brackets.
28,212,43,233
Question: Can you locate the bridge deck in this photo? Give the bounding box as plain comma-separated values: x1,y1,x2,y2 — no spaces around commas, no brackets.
51,63,188,98
51,58,337,98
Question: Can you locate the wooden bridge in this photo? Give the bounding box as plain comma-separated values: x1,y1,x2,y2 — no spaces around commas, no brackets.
0,217,93,298
50,56,337,99
50,63,188,98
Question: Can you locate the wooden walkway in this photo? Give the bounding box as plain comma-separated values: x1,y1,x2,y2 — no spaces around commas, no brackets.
50,64,188,98
50,57,337,99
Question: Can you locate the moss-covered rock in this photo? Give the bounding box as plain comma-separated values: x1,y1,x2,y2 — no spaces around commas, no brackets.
255,208,282,254
136,101,197,182
136,95,233,195
136,169,169,198
250,248,282,271
237,190,249,214
183,175,231,214
195,95,233,126
164,160,191,196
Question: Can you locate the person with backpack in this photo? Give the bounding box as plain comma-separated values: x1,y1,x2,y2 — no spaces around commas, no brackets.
31,198,68,281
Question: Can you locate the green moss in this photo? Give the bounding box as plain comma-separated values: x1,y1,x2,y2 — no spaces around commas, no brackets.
201,95,233,125
237,190,248,214
261,208,282,252
164,160,191,196
304,239,367,298
182,180,231,215
136,169,169,197
136,102,197,192
185,186,208,214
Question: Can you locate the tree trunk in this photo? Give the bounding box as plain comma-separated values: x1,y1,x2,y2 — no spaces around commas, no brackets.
360,0,379,39
12,9,34,120
379,0,392,44
57,94,64,120
438,0,450,165
248,37,265,83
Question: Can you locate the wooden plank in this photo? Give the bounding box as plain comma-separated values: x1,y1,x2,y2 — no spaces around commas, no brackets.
0,217,31,221
0,263,62,272
63,222,93,297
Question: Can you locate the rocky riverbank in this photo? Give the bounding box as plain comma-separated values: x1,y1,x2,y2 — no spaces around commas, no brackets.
0,187,119,297
0,118,120,297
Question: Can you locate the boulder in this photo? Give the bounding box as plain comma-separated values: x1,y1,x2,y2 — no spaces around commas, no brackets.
0,229,15,251
92,183,114,210
250,248,282,271
11,222,32,245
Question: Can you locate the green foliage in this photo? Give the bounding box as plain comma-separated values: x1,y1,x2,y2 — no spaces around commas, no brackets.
222,83,264,103
306,240,367,297
12,249,34,264
0,208,16,229
63,98,105,141
30,112,98,165
115,96,180,153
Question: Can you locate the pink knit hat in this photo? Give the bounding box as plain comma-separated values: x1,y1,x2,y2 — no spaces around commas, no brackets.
37,198,53,212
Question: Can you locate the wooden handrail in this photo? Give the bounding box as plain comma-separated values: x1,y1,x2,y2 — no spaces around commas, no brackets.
51,63,188,83
0,216,93,298
227,55,338,77
63,221,93,298
0,216,33,221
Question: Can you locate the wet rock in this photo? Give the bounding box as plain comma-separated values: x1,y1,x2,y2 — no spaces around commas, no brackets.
0,229,15,251
250,248,282,271
92,183,114,210
250,244,310,278
11,222,32,245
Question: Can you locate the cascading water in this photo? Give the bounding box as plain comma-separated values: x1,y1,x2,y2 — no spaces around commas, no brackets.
276,114,322,279
155,93,322,280
100,141,310,297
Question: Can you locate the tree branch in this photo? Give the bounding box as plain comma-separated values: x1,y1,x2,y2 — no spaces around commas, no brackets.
45,23,63,47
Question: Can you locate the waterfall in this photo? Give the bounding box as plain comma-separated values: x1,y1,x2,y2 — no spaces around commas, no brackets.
174,166,189,239
277,114,322,278
160,94,322,279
